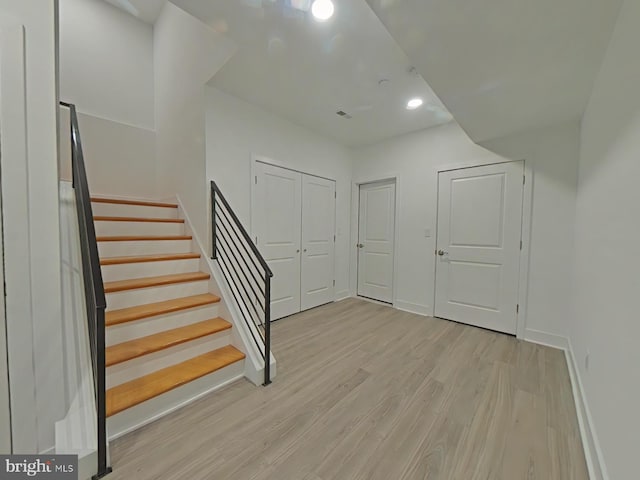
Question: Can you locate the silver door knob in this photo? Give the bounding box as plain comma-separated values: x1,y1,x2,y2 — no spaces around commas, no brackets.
357,243,364,249
438,249,448,256
303,249,307,252
296,249,300,253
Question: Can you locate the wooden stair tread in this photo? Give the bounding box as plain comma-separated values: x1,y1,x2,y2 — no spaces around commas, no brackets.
97,235,192,242
94,216,184,224
100,253,200,266
91,197,178,208
106,345,245,416
106,318,232,367
104,272,210,293
106,294,220,326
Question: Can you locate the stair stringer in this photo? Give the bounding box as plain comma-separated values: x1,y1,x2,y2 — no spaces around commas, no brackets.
176,195,276,386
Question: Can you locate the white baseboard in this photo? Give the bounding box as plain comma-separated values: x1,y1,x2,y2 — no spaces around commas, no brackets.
394,300,431,317
335,290,351,302
564,340,609,480
108,371,244,441
524,328,569,350
525,331,608,480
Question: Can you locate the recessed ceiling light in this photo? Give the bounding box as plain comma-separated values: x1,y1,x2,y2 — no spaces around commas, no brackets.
311,0,334,21
406,98,424,110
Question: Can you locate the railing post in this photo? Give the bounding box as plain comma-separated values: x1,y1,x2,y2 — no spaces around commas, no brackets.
264,275,271,386
94,308,112,479
211,182,217,260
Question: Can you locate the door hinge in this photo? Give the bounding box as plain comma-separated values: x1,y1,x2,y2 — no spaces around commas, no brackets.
255,175,258,184
520,240,523,250
516,304,520,313
334,191,337,199
334,234,336,242
333,279,335,287
255,236,258,245
523,175,526,185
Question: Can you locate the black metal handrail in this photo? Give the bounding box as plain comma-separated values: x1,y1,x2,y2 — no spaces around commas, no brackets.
60,102,111,479
211,181,273,385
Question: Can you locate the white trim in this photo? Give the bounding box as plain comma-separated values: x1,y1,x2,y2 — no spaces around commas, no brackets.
523,329,569,350
525,333,608,480
108,373,243,441
0,109,10,454
350,173,401,307
334,290,351,302
355,296,392,308
0,24,38,452
517,159,534,339
433,159,532,339
394,300,431,317
565,339,609,480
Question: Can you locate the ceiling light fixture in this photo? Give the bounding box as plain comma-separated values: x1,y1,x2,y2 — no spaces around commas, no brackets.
406,98,424,110
311,0,334,21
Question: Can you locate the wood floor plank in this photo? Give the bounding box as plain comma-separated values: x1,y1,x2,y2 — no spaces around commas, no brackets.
105,294,220,326
100,253,200,266
94,216,184,223
97,235,192,242
106,318,231,366
104,272,210,293
108,298,588,480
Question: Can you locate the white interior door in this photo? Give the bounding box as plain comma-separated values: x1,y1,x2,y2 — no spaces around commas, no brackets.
255,162,302,320
301,174,335,310
357,180,396,303
435,161,524,334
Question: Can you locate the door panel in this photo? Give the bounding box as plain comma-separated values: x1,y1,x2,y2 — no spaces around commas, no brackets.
357,180,396,303
301,174,335,310
255,163,301,320
435,161,524,334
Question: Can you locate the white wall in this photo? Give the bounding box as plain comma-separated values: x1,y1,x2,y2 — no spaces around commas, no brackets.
154,3,236,243
351,120,580,339
77,113,156,198
0,0,63,453
482,121,580,339
206,87,353,298
59,0,154,129
569,0,640,477
59,0,156,198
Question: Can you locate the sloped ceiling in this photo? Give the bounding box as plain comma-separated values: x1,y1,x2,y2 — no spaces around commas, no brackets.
366,0,623,142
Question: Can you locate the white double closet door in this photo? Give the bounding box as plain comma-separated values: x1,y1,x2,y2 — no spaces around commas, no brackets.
253,162,336,320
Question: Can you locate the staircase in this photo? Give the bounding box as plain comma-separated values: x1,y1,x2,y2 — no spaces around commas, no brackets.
92,196,246,437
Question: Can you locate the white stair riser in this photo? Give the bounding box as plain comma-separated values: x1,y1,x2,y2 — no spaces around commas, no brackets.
106,280,210,310
95,221,184,237
107,360,244,440
101,258,201,283
106,331,232,388
106,304,220,346
92,203,178,219
98,239,192,257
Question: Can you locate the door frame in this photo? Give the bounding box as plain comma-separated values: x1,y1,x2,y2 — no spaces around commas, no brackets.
350,174,401,307
433,159,533,339
249,154,338,301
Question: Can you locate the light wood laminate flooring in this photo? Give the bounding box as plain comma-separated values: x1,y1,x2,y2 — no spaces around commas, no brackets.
109,298,587,480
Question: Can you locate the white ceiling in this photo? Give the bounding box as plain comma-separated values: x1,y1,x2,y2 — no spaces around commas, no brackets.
170,0,453,147
366,0,623,142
